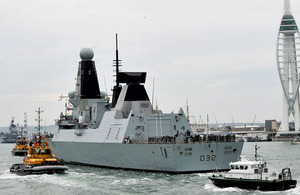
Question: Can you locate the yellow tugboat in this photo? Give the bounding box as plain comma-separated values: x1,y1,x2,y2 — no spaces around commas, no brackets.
10,135,68,175
11,136,29,156
11,113,30,156
10,108,68,175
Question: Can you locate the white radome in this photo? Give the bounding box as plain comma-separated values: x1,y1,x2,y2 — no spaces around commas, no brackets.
80,48,94,60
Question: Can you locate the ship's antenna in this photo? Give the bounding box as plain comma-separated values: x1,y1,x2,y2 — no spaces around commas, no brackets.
23,112,28,136
103,75,108,94
115,33,120,87
254,144,260,161
206,114,209,138
186,98,190,123
112,33,122,108
44,120,46,134
35,107,43,136
152,77,155,111
24,112,27,130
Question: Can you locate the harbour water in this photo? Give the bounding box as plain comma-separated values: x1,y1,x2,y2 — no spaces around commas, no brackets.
0,142,299,195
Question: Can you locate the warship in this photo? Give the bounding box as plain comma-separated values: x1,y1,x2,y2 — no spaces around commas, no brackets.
50,35,244,173
1,117,19,143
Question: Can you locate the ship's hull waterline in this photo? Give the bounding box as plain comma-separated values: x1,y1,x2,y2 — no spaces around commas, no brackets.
50,141,243,173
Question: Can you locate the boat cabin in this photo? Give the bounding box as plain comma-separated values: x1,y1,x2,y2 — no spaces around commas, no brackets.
224,156,276,180
25,137,57,165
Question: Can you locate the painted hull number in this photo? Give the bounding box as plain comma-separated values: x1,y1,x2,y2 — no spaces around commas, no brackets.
200,155,216,161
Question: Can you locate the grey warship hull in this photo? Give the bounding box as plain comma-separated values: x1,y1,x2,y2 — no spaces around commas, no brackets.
1,134,19,143
50,140,243,173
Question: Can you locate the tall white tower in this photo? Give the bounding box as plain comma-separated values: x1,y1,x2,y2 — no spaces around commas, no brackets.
276,0,300,132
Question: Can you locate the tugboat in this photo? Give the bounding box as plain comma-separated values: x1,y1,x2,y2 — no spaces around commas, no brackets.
10,108,68,175
209,145,297,191
11,136,29,156
11,113,29,156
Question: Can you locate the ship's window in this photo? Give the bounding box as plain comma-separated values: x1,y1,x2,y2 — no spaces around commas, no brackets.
245,166,248,170
230,165,234,169
264,168,268,173
254,169,259,174
240,166,244,170
235,165,239,170
36,149,40,154
41,149,45,154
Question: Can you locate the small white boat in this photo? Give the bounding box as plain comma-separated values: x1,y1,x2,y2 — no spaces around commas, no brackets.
209,145,297,191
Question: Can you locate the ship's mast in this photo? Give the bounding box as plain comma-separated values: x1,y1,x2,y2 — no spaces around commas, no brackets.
22,112,28,136
112,33,122,108
186,98,190,123
35,108,43,136
254,144,260,161
115,34,120,87
24,112,27,130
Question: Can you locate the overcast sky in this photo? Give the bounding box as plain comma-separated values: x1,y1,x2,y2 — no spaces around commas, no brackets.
0,0,299,127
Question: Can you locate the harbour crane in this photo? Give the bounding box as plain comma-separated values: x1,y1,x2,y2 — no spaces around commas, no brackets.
250,114,256,125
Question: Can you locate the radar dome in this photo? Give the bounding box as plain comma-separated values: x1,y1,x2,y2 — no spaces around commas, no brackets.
68,91,75,98
80,48,94,60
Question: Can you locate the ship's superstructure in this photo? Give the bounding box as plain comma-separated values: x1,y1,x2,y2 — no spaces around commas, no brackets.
50,37,244,173
277,0,300,132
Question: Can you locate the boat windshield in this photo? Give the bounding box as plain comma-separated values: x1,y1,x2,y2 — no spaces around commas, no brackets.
45,149,51,155
231,165,249,170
